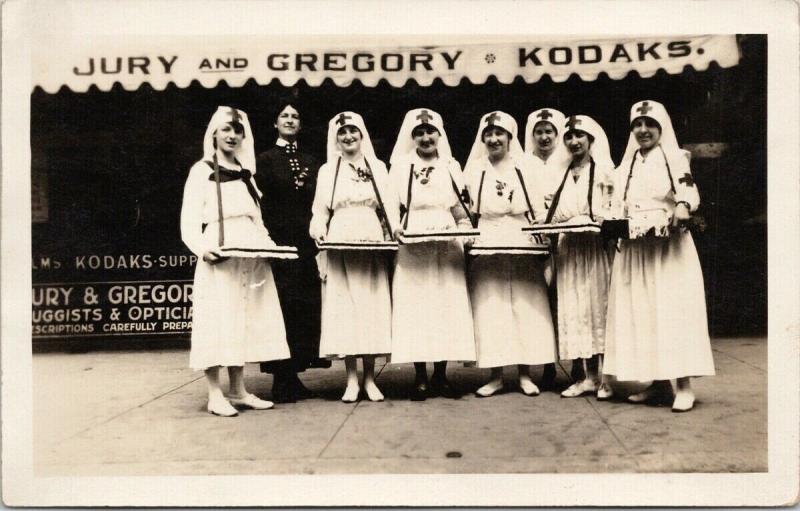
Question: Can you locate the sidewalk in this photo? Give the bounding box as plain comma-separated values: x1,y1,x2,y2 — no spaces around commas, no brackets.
33,337,766,475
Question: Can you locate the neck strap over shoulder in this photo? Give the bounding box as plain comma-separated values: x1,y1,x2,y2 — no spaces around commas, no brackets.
546,157,596,223
623,146,676,204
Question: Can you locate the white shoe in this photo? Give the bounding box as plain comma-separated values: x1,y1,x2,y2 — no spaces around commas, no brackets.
519,378,540,396
341,384,360,403
475,380,504,398
596,383,614,401
207,397,238,417
672,391,695,412
561,379,598,398
228,393,274,410
364,381,384,402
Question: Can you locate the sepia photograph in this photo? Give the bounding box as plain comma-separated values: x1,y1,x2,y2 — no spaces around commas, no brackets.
3,0,798,507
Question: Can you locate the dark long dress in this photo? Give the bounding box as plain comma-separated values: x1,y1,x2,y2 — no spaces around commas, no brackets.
255,143,322,374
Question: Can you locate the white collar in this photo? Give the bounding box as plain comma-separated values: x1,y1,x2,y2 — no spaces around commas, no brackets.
532,150,555,163
275,138,297,148
342,154,367,168
412,150,441,165
636,146,665,163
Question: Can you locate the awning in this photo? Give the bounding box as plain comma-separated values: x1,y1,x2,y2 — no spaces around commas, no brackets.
33,34,740,93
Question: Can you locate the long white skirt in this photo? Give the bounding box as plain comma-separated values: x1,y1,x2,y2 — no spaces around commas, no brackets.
391,234,476,363
603,231,715,381
319,206,392,358
555,233,611,360
190,217,290,370
469,254,556,368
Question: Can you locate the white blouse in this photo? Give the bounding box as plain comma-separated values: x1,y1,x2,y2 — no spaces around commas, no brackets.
548,160,614,223
180,160,264,257
465,157,546,221
309,154,399,238
528,152,566,207
616,147,700,214
391,153,471,228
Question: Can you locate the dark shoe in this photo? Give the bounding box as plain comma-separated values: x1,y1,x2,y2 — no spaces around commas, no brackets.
271,390,296,404
288,377,315,400
647,388,676,407
430,378,460,399
628,383,674,406
271,378,297,404
308,358,332,369
410,383,428,401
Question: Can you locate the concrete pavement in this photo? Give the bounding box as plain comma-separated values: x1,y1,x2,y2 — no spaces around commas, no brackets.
33,337,766,475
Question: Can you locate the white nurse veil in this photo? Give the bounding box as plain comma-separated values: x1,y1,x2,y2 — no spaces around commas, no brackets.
562,114,614,169
620,100,682,164
524,107,570,166
325,111,378,163
202,106,256,172
464,110,525,173
389,108,453,166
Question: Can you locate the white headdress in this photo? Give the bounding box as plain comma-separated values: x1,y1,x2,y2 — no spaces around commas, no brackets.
389,108,453,166
524,108,569,156
620,100,682,164
562,114,615,169
464,111,525,172
326,111,378,163
202,106,256,172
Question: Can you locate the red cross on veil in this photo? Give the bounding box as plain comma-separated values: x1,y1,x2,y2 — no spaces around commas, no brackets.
537,109,553,120
566,116,582,130
636,101,653,116
485,112,501,125
416,110,433,124
336,113,353,126
229,108,242,124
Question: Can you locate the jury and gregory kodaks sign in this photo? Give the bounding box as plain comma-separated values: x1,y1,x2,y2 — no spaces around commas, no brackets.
34,35,740,92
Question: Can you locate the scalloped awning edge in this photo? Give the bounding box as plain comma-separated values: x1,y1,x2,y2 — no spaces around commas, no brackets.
33,35,740,94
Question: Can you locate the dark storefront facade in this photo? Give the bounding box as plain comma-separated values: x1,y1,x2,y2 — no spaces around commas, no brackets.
30,35,766,348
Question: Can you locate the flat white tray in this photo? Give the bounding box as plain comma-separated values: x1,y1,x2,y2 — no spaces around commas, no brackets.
217,245,299,259
522,222,602,235
316,240,399,251
468,244,550,256
399,229,480,243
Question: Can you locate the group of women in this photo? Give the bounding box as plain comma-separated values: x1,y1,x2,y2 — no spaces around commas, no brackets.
180,99,715,418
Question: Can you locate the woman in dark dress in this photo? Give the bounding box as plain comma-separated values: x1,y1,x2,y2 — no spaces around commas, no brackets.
256,101,329,403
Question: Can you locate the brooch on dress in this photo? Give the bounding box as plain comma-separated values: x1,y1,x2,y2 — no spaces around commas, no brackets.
495,180,514,202
349,163,372,182
293,166,310,189
413,166,434,185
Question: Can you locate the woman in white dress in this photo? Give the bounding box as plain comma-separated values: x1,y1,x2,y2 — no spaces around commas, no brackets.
464,111,557,397
544,115,614,399
388,108,476,401
524,107,574,388
309,111,399,403
603,100,715,412
180,106,290,417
